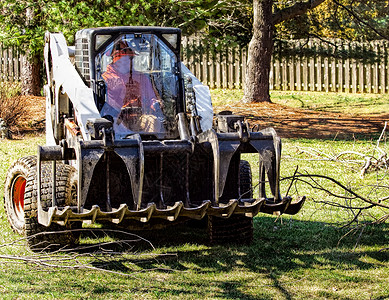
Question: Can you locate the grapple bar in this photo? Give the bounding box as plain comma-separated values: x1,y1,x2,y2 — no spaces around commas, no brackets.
38,199,267,227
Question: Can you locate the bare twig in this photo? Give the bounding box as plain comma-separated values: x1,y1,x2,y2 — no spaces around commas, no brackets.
293,124,388,178
283,173,389,210
285,166,298,197
0,229,181,277
376,122,387,150
0,253,180,278
353,225,365,251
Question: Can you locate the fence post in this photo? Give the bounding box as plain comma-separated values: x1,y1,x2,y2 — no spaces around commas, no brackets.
358,43,365,93
308,40,315,91
295,41,302,91
385,40,389,93
289,41,295,91
337,40,343,93
351,42,358,93
302,44,308,91
379,41,386,94
373,41,379,94
330,43,336,92
316,41,322,92
365,42,372,94
323,42,329,92
344,41,350,93
282,50,288,91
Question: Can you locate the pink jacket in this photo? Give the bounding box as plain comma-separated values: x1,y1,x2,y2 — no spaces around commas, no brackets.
102,64,158,112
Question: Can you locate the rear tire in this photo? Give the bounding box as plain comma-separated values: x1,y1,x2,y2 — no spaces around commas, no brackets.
207,160,254,245
239,160,253,199
208,214,253,245
4,156,81,251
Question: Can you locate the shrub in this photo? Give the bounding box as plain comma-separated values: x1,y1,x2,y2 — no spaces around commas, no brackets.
0,81,28,128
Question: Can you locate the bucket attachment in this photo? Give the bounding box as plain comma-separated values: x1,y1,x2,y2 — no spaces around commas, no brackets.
35,114,304,228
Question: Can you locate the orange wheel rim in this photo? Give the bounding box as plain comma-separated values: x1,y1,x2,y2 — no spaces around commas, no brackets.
12,175,26,221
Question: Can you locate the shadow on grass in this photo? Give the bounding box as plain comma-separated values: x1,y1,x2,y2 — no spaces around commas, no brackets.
78,216,389,299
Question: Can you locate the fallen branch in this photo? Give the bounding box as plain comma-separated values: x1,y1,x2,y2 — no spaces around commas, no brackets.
0,229,181,277
293,123,389,178
282,173,389,210
0,253,180,278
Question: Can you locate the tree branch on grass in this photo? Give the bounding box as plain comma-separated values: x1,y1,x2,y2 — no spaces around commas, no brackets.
0,229,181,277
293,123,389,178
282,170,389,250
283,172,389,210
280,127,389,251
0,253,179,278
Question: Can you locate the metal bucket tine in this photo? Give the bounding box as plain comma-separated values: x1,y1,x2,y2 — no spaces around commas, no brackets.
153,201,183,221
235,198,265,217
180,200,211,220
208,200,238,218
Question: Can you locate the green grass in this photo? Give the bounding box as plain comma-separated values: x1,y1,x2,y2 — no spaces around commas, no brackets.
0,93,388,299
211,89,389,116
272,92,389,116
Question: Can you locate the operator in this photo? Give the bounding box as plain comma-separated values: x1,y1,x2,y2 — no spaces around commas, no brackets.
100,40,164,133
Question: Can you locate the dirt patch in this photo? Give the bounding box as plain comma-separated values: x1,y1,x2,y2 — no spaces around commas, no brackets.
216,101,388,140
17,96,389,140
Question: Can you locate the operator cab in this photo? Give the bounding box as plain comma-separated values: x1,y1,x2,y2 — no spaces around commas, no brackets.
74,27,182,139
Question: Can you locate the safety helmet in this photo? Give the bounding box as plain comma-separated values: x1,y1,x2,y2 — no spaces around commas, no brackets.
111,40,136,63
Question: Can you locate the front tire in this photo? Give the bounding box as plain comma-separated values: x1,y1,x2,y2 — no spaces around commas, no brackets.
4,156,81,251
4,156,36,235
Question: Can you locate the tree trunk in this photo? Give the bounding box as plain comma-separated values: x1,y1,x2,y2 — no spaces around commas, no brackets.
21,53,41,96
21,6,41,96
243,0,274,103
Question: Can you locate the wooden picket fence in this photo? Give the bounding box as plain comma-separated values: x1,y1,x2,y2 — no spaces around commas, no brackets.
182,37,389,94
1,39,389,94
0,46,22,82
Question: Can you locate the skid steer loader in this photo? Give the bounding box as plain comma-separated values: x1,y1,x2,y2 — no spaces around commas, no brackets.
4,26,305,250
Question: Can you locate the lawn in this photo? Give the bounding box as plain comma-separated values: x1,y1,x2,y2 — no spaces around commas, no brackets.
0,91,388,299
212,89,389,116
